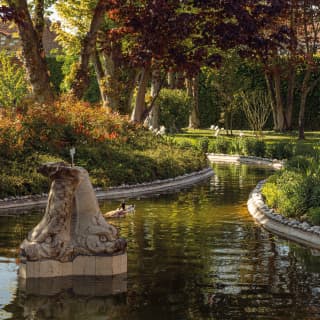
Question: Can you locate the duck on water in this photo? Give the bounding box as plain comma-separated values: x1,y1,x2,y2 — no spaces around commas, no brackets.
104,200,135,218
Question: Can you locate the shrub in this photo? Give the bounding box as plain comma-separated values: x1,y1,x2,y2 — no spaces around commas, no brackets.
0,96,208,198
208,137,231,154
307,176,320,208
0,50,28,110
198,137,210,153
262,171,308,218
243,138,266,157
262,174,280,209
266,142,293,159
158,89,191,132
177,140,195,150
0,153,62,197
307,207,320,225
293,143,316,157
285,156,313,172
229,138,244,154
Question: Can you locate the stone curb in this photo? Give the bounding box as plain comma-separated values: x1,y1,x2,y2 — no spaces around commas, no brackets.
208,154,320,249
207,153,284,169
248,180,320,250
0,167,214,213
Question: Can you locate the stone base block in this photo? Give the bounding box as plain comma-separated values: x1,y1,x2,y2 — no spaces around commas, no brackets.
19,253,127,279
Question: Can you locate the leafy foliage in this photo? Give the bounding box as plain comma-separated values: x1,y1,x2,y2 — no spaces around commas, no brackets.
263,171,309,218
263,150,320,224
0,97,207,197
0,51,28,109
266,142,293,159
158,89,191,132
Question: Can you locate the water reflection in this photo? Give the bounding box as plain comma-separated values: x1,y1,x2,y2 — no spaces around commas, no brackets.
1,164,320,319
19,275,127,296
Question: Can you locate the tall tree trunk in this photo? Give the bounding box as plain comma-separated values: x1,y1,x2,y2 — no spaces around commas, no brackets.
285,65,296,130
273,69,285,131
100,50,120,112
126,70,139,114
9,0,54,103
144,69,161,129
91,48,107,106
298,69,311,140
298,89,307,140
34,0,45,56
71,0,108,99
187,74,200,129
131,67,150,123
265,72,278,130
175,72,185,89
167,70,175,88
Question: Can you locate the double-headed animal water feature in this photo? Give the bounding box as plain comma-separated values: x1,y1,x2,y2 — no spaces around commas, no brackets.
19,162,127,279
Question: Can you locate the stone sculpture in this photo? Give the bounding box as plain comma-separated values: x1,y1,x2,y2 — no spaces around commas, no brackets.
20,162,127,266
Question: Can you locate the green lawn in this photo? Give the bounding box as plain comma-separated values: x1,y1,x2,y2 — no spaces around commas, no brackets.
173,129,320,147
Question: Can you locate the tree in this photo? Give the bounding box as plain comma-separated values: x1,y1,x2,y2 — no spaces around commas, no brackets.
238,90,272,134
0,0,55,103
69,0,110,99
203,1,291,132
103,1,225,126
0,50,28,110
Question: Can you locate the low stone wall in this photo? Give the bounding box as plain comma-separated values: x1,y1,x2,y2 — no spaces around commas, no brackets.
207,153,284,169
0,167,214,213
208,154,320,249
248,180,320,250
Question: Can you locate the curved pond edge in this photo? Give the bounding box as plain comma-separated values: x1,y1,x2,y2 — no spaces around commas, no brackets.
248,180,320,250
206,154,320,250
207,153,284,169
0,167,214,213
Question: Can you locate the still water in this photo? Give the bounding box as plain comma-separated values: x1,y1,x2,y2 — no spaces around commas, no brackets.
1,163,320,320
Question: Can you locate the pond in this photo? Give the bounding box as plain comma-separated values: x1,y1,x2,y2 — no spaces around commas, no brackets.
1,163,320,320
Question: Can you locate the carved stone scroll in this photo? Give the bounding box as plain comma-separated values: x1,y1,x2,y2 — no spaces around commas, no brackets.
20,162,127,263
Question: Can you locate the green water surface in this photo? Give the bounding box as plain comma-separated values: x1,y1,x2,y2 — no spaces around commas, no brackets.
0,163,320,320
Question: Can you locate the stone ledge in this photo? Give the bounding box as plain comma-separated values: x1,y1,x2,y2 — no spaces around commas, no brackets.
247,181,320,250
0,167,214,213
207,153,284,169
96,167,214,200
19,253,127,278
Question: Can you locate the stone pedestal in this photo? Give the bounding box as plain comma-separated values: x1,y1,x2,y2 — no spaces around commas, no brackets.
19,253,127,278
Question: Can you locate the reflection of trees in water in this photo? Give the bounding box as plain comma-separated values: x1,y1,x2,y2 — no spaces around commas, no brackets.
2,163,320,319
110,164,320,319
5,289,128,320
0,213,42,258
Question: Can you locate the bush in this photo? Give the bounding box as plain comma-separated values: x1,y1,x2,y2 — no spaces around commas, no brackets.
262,171,308,218
0,153,62,197
293,143,317,157
158,89,191,132
0,98,208,197
208,137,231,154
243,138,266,157
0,50,28,109
177,140,195,150
285,156,313,172
307,176,320,208
229,138,243,154
198,137,210,153
261,174,280,209
307,207,320,225
266,142,293,159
